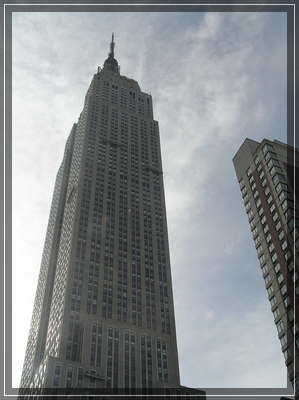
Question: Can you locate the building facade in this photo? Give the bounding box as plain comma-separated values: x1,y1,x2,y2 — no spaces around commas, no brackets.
18,36,206,399
233,138,299,399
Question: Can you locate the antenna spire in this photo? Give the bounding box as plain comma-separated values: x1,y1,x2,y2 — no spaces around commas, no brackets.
110,33,115,58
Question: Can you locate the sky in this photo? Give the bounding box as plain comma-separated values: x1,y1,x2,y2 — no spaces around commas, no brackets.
11,8,289,396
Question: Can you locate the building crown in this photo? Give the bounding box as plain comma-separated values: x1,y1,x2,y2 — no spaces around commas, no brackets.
103,33,119,73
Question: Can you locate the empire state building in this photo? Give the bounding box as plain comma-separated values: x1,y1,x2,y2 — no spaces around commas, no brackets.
18,36,206,399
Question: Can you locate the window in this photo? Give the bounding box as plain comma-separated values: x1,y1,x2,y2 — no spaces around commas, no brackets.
264,186,270,196
261,215,267,225
273,308,280,319
284,250,291,261
278,190,292,201
272,173,286,185
280,284,287,296
281,199,294,211
280,334,287,347
256,198,261,208
287,361,294,375
276,319,284,333
266,233,272,243
254,236,260,246
262,143,274,154
263,224,269,234
278,230,285,240
288,309,294,322
267,285,273,296
276,182,288,193
261,264,268,274
275,220,281,231
270,296,276,307
272,212,278,222
287,261,294,272
269,203,275,213
281,240,287,251
274,263,281,273
277,273,284,284
257,244,263,255
259,254,266,265
270,165,282,176
268,243,275,253
284,296,290,308
246,167,252,176
267,158,280,168
265,150,277,161
283,347,291,360
271,252,277,263
264,274,271,284
267,195,273,205
261,178,267,187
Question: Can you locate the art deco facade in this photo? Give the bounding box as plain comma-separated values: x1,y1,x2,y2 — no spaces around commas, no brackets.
18,37,206,399
233,138,299,399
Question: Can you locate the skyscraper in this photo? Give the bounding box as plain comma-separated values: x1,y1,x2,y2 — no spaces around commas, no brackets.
18,36,206,399
233,138,299,399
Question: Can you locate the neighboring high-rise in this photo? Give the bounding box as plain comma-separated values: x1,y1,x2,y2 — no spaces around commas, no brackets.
233,138,299,399
18,36,206,399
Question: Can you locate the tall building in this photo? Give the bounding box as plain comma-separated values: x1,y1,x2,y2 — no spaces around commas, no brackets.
233,138,299,399
18,36,206,399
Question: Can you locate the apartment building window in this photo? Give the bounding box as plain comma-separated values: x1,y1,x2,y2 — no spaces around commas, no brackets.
284,296,290,308
280,284,287,296
280,334,287,347
259,254,266,265
267,285,274,296
283,347,291,360
262,143,275,154
276,319,284,333
277,273,284,284
268,243,275,253
273,307,280,319
270,165,282,176
270,296,277,307
264,274,271,284
265,150,277,161
284,250,291,261
267,158,280,168
276,182,288,193
264,186,270,196
288,309,294,322
275,220,282,231
274,263,281,273
261,264,268,274
272,173,286,185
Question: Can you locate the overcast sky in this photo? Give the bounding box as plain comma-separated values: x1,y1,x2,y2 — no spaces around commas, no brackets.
11,9,289,396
